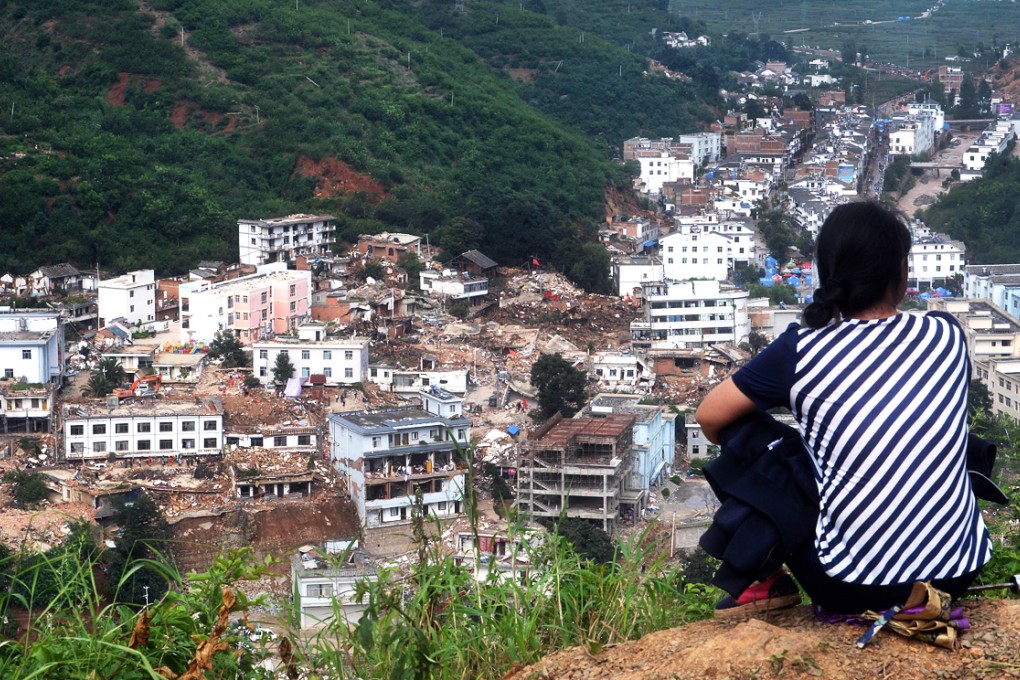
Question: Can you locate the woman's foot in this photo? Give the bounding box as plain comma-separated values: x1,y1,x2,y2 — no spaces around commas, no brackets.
714,571,802,618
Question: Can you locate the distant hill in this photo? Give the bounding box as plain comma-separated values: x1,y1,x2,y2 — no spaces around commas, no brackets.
0,0,741,286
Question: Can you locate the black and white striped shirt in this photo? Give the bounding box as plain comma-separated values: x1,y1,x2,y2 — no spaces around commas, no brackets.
732,312,991,585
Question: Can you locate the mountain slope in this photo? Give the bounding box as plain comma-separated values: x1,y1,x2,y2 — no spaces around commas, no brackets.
0,0,715,281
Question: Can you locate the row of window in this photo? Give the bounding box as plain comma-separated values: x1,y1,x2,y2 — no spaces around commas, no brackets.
667,257,725,265
259,366,353,379
69,438,219,453
259,349,355,360
667,245,725,254
69,420,219,436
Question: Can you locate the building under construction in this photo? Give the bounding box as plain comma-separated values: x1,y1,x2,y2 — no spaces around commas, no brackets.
515,412,641,535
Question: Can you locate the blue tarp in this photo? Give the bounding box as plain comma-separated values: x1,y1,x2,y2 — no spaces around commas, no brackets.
758,277,775,287
507,425,520,436
643,240,658,248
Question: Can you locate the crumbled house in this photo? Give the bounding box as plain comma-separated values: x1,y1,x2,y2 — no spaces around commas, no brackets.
0,309,64,434
291,543,377,628
238,214,336,267
329,388,471,531
515,412,644,534
227,447,316,500
419,268,489,307
368,355,469,394
62,397,224,461
252,321,369,386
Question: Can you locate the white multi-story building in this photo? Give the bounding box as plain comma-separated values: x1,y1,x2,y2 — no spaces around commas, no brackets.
660,229,732,281
963,121,1016,172
612,256,664,298
0,310,64,433
179,262,312,345
238,214,336,266
963,264,1020,310
635,151,696,196
252,322,369,385
98,270,155,327
908,237,966,287
419,270,488,306
291,544,376,628
62,398,225,461
889,114,936,157
329,389,472,533
676,132,722,167
631,279,750,350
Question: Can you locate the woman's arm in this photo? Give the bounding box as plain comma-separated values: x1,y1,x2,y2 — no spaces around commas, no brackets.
695,377,759,444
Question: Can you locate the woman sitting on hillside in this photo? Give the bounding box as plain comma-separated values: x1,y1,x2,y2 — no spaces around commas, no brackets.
695,200,991,615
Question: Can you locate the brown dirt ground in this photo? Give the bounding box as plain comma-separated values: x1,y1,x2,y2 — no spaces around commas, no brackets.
293,155,387,200
504,599,1020,680
106,72,130,106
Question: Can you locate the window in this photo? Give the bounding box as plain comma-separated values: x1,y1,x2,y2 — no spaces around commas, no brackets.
115,423,129,434
94,442,106,453
137,440,151,450
70,424,84,436
159,440,173,450
22,349,31,360
259,367,267,377
203,438,217,448
298,435,311,446
323,350,332,360
301,367,310,378
301,350,310,360
307,584,333,597
70,443,84,454
181,439,195,449
92,424,106,435
159,422,173,432
345,368,353,378
3,369,12,378
290,301,296,312
138,422,151,433
290,284,296,295
274,436,288,447
344,351,353,360
182,421,196,432
372,436,381,448
437,501,447,511
116,441,129,452
261,292,268,304
389,508,401,518
203,421,218,431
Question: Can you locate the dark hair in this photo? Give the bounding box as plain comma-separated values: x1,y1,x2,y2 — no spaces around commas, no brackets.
803,201,911,329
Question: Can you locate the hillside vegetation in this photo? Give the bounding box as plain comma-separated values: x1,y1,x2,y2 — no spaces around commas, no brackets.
0,0,736,284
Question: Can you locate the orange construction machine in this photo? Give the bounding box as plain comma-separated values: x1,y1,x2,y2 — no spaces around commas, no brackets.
113,375,163,400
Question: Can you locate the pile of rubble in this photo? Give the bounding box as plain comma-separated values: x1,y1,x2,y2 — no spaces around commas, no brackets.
0,503,95,553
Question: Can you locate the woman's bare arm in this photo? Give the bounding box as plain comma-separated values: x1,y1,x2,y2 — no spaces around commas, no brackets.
695,377,759,444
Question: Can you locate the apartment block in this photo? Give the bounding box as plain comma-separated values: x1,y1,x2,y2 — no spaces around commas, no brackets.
238,214,336,266
329,389,472,533
63,398,225,461
252,322,369,385
179,263,311,344
0,310,64,433
98,269,155,327
631,279,751,350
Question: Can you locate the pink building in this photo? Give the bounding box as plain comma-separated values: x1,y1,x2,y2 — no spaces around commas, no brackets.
179,263,312,345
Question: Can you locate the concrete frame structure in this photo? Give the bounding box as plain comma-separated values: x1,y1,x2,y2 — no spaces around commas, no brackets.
631,280,751,350
515,412,641,535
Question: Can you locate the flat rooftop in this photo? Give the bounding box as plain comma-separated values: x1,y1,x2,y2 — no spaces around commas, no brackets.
331,407,470,433
64,397,224,419
532,414,636,447
205,271,307,294
239,214,335,227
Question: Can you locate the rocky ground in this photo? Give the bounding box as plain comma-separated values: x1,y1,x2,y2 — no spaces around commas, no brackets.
505,598,1020,679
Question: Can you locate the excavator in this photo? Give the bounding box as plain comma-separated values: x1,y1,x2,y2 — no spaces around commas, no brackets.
113,375,163,400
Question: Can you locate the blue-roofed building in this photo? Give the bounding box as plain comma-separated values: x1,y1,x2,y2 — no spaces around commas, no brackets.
329,389,472,545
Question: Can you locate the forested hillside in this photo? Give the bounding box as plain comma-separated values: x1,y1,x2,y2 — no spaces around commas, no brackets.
921,145,1020,264
0,0,759,284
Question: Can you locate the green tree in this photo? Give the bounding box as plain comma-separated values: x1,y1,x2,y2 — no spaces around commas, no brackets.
552,517,616,564
106,492,173,606
208,330,249,368
957,78,979,118
530,353,589,418
4,469,49,508
568,242,611,293
399,251,425,291
97,357,126,389
82,372,114,398
359,260,386,282
272,352,296,385
970,379,994,418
